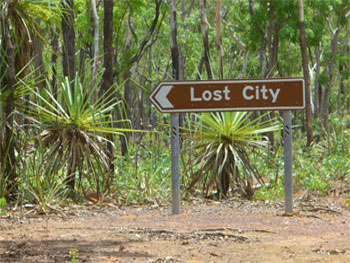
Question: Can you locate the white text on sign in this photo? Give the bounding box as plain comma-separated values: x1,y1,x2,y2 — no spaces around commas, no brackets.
243,85,280,103
190,85,281,103
190,86,231,102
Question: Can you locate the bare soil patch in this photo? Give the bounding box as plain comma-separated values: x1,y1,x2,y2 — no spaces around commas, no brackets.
1,195,349,263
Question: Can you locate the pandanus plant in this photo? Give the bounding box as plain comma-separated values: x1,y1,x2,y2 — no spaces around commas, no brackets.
187,111,281,199
19,73,134,196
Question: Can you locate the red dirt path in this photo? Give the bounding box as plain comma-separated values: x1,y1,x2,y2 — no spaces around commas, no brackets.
0,195,349,263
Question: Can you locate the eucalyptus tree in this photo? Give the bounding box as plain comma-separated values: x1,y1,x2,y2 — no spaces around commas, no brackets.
216,0,223,79
102,0,114,174
320,1,349,132
199,0,213,79
298,0,313,146
116,0,164,155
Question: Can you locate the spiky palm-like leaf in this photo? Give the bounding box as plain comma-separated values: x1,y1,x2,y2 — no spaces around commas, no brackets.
187,111,281,199
0,0,62,73
18,73,136,194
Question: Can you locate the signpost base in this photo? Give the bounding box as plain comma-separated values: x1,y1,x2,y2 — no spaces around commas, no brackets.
171,113,180,214
283,111,293,213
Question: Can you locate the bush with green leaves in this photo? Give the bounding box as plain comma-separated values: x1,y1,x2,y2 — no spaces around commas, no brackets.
186,111,281,199
112,135,172,204
18,73,136,198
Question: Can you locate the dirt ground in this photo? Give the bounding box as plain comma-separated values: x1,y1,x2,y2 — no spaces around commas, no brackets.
0,194,349,263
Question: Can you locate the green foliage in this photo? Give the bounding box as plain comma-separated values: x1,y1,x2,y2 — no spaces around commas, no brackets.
69,248,79,263
0,197,6,216
186,111,281,199
112,133,172,204
75,0,94,47
293,116,349,194
253,114,350,200
294,152,333,194
20,150,68,212
1,0,349,207
17,73,136,196
0,197,6,208
318,72,329,86
253,183,284,201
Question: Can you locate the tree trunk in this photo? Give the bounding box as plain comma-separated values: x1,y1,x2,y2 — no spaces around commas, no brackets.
33,19,46,90
124,14,134,122
338,65,343,113
148,47,153,128
2,37,17,199
298,0,313,146
199,0,213,79
103,0,115,171
196,55,205,80
2,1,17,198
118,0,162,155
51,23,59,98
338,22,349,114
239,51,249,78
118,12,134,157
138,56,148,130
267,1,274,71
62,0,75,82
321,26,342,132
170,0,179,80
103,0,114,100
260,42,267,78
314,44,321,118
78,41,86,79
216,0,223,79
91,0,100,90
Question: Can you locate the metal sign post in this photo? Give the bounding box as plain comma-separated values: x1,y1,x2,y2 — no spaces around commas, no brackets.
170,113,180,214
283,111,293,213
149,78,304,215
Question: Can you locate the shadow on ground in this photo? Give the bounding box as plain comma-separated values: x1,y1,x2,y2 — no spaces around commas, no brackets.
0,238,150,263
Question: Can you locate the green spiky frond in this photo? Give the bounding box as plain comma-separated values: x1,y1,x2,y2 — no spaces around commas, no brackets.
187,111,281,199
17,74,138,191
0,0,62,73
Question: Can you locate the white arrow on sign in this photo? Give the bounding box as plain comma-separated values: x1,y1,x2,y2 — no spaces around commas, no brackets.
154,85,174,108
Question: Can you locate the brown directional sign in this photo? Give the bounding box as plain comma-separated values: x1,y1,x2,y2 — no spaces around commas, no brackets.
149,78,305,113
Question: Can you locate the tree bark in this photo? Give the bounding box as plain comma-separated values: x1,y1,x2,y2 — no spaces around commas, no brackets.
1,0,17,198
298,0,313,146
129,0,162,65
199,0,213,79
62,0,76,82
33,19,46,90
314,44,321,118
91,0,100,89
216,0,223,79
124,13,134,121
338,22,349,114
239,51,249,78
51,23,59,98
196,55,205,80
170,0,179,80
118,0,162,156
103,0,115,171
266,2,280,78
321,22,342,132
118,11,134,157
260,42,267,78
